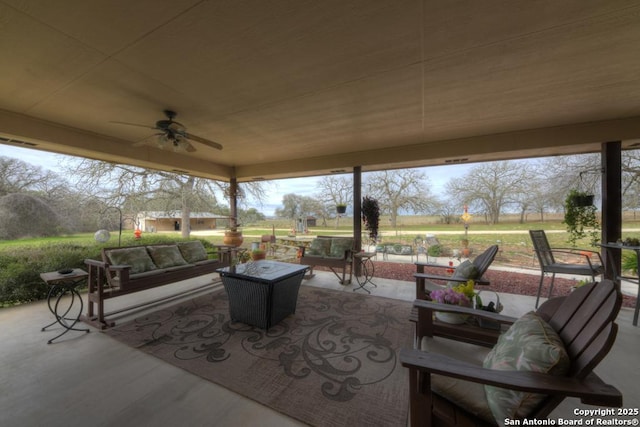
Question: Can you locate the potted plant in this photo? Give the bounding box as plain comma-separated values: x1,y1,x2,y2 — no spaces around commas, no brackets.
567,189,594,207
563,189,599,247
250,249,266,261
428,280,476,324
361,197,380,243
336,203,347,214
223,222,244,247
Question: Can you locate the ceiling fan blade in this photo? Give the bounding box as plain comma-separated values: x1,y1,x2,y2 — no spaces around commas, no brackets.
110,121,157,130
184,132,223,150
133,133,163,147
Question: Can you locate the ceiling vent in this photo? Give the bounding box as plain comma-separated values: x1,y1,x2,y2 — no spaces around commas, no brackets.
0,136,37,147
444,158,469,164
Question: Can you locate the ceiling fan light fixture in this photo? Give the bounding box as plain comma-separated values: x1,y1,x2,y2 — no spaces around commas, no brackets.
157,134,170,149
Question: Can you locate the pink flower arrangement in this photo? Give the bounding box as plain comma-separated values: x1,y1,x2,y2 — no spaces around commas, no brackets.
429,287,472,307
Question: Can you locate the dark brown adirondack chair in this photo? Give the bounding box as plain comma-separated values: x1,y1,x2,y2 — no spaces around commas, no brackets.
400,280,622,427
529,229,604,308
415,245,499,301
411,245,499,343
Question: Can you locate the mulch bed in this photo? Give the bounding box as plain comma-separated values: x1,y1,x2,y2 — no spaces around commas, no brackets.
368,261,637,308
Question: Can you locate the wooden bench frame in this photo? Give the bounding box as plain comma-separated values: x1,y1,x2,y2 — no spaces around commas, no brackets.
298,236,354,285
81,243,227,329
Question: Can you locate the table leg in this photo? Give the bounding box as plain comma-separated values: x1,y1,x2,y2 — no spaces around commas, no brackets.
353,257,377,293
43,284,90,344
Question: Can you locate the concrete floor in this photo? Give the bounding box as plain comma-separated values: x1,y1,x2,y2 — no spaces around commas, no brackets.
0,267,638,427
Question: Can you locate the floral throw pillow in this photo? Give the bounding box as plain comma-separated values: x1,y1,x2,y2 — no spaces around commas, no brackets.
306,238,331,257
329,238,353,258
177,241,208,263
105,247,158,274
483,311,570,422
147,245,189,269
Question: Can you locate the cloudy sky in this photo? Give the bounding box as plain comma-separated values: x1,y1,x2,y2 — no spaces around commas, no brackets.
1,144,471,216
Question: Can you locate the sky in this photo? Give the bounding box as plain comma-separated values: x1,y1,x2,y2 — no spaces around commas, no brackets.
1,144,472,216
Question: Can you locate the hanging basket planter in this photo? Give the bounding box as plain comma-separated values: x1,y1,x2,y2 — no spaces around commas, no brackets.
575,194,594,207
336,204,347,214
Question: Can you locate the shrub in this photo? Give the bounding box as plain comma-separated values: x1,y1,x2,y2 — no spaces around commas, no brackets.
427,244,442,257
0,236,215,307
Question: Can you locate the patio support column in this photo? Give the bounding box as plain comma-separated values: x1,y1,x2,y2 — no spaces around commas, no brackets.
229,176,238,229
354,166,362,276
601,141,622,282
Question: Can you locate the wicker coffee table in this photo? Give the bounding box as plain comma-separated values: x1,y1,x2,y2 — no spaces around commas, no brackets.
217,261,309,329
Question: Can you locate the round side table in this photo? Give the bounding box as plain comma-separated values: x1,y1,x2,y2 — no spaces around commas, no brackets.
40,269,91,344
353,252,377,293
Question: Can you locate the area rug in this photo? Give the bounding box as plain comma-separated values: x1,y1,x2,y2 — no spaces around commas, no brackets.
105,286,413,427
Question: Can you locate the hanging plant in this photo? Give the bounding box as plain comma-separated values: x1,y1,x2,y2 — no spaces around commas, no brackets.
563,189,599,247
362,196,380,242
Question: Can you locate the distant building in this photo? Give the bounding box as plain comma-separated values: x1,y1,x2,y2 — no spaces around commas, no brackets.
136,211,229,232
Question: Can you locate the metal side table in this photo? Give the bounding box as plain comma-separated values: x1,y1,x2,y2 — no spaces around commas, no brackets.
353,252,377,293
40,269,91,344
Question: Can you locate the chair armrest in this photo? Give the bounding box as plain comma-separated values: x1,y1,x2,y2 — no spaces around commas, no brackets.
84,258,106,268
400,348,622,406
415,262,451,271
546,248,604,266
106,264,133,271
414,273,490,286
414,299,517,325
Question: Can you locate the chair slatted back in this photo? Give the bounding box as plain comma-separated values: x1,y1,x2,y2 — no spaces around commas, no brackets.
472,245,499,277
529,230,555,267
547,281,621,377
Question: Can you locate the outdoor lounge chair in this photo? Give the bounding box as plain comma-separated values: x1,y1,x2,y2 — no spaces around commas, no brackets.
400,279,622,426
529,229,604,308
411,245,499,344
414,245,499,301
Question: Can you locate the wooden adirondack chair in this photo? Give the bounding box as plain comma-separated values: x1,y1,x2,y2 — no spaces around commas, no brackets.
415,245,499,301
401,280,622,427
411,245,500,344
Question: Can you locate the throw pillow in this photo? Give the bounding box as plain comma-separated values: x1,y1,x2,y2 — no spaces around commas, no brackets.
177,241,209,263
329,238,353,258
446,260,479,287
483,311,570,422
306,238,331,257
147,245,189,269
105,247,158,274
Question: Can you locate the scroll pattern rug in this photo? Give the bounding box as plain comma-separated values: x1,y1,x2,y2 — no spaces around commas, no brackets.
105,286,412,427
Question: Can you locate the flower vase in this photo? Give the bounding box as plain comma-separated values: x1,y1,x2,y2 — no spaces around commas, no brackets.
435,311,469,324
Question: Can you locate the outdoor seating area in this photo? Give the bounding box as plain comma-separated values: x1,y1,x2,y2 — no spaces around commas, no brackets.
1,267,638,426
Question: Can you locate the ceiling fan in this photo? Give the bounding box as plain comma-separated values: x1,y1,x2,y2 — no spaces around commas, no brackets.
111,110,223,152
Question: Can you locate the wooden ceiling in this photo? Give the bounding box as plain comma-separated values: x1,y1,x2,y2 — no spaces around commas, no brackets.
2,0,640,182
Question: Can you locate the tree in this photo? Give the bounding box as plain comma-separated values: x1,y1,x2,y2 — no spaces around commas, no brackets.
275,194,323,229
364,169,432,228
445,161,533,224
0,193,66,239
0,156,62,196
63,158,264,238
316,175,353,208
